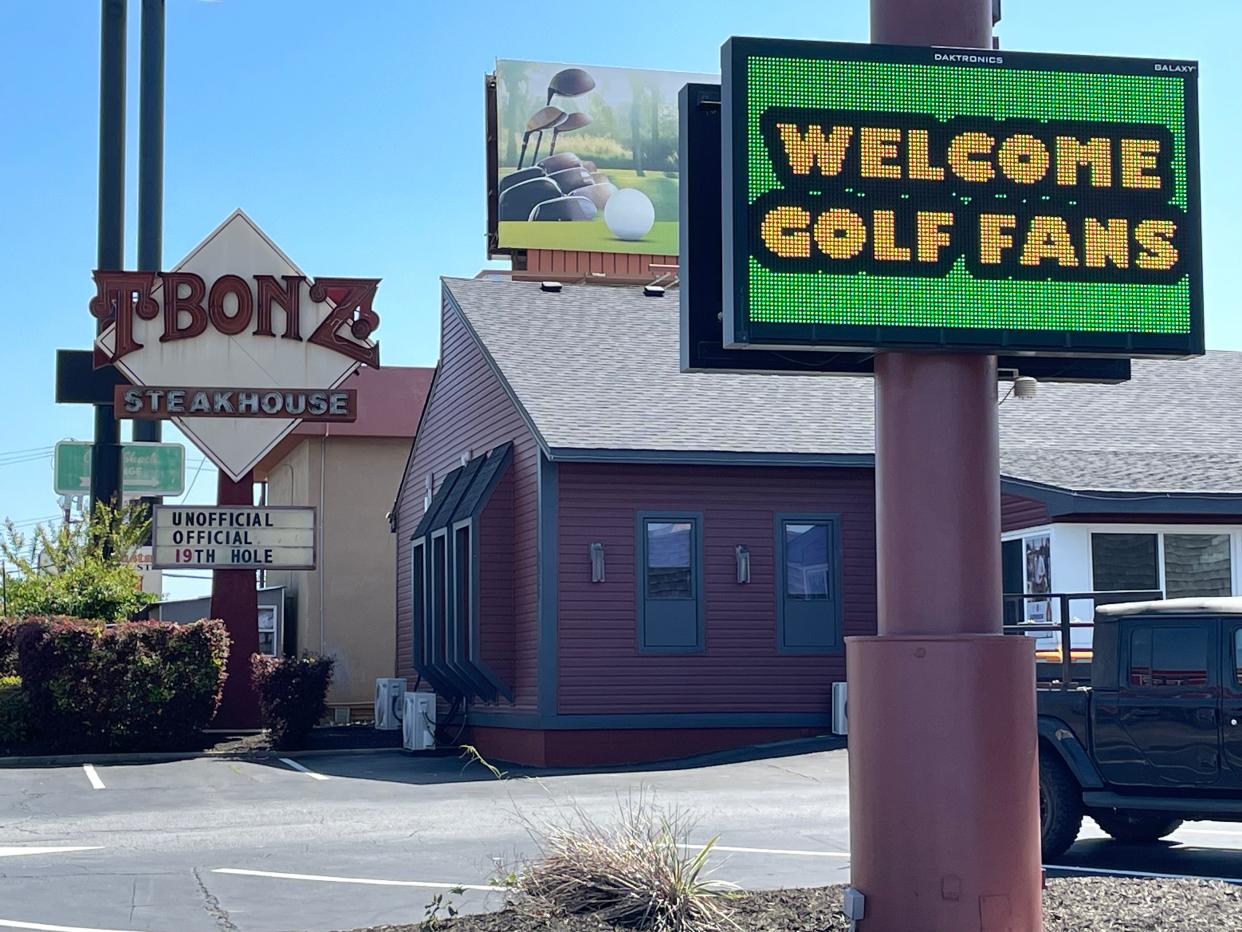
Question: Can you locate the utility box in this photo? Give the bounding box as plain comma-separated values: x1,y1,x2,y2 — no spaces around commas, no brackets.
832,682,848,736
402,692,436,751
374,678,407,730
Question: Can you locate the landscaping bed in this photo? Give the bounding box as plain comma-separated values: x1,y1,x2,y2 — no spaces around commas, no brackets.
349,877,1242,932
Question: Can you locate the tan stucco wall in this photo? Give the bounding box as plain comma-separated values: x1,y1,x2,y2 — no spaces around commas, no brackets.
266,435,403,707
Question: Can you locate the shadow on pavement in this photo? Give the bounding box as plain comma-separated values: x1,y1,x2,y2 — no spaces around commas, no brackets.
1048,837,1242,883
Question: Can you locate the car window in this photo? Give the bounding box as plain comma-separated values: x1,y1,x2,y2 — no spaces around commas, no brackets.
1130,626,1210,688
1235,628,1242,685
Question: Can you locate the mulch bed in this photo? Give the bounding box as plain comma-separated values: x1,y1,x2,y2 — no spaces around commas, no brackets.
349,877,1242,931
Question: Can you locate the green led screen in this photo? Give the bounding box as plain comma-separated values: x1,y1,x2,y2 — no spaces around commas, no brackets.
721,38,1203,357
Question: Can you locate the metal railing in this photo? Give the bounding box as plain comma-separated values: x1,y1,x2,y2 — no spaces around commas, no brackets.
1001,590,1163,689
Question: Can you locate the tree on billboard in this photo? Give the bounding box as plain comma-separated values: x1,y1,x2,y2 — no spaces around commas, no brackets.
1,503,159,621
629,76,645,177
501,62,535,167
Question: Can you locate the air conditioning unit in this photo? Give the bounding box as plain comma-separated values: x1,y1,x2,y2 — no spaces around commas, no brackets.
403,691,437,751
374,677,407,730
832,682,848,736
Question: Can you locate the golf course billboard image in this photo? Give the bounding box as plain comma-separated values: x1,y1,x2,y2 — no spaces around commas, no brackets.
495,59,714,255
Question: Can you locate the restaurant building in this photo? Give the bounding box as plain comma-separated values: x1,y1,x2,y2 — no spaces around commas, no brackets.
393,275,1242,767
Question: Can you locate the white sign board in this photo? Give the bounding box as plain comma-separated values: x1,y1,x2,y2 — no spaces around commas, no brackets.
152,505,317,570
93,210,379,481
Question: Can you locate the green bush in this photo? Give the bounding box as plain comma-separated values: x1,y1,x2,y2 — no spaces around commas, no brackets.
0,676,29,747
251,653,334,749
14,617,229,752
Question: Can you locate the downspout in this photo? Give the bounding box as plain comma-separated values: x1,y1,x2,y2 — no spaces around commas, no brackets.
319,427,328,654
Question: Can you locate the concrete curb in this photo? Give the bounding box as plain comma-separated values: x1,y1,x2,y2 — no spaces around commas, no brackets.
0,744,407,769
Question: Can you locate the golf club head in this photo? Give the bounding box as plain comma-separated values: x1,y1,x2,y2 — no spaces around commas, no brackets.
529,195,597,221
548,167,594,195
589,171,610,185
581,160,598,172
498,177,561,221
499,166,547,194
548,111,592,156
571,181,618,210
546,67,595,105
537,152,583,174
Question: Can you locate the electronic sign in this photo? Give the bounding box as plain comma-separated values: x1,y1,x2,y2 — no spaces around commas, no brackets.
722,38,1203,357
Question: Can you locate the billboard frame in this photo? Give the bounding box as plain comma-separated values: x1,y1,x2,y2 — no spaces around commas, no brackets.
720,37,1204,359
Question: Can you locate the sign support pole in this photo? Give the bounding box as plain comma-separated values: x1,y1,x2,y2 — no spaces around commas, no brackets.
91,0,127,513
134,0,164,449
844,2,1043,930
210,470,262,729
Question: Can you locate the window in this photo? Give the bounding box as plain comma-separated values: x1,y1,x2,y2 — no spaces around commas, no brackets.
454,523,472,658
1092,534,1159,591
411,539,427,665
778,516,841,651
1129,626,1209,688
1164,534,1231,598
1235,629,1242,684
638,515,703,651
431,532,448,665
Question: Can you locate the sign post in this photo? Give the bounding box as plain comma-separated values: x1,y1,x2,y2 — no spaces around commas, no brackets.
702,10,1202,930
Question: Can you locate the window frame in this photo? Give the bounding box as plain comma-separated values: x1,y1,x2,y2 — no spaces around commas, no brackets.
429,527,450,668
451,516,479,663
410,538,429,669
1086,526,1241,599
635,511,705,654
775,513,844,654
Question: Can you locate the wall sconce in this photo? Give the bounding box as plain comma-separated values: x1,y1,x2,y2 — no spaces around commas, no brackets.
735,545,750,584
590,542,606,583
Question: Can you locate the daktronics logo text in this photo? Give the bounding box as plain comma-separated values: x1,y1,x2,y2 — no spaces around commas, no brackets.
934,53,1004,64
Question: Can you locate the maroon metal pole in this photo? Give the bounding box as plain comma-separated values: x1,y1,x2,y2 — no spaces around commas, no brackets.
210,470,262,729
845,2,1043,930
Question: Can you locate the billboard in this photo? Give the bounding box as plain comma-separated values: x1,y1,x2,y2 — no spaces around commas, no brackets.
722,39,1203,358
494,59,714,256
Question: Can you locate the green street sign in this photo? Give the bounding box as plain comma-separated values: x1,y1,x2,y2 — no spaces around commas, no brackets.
53,441,186,497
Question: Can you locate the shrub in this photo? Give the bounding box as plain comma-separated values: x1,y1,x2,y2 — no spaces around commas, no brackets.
0,619,16,676
518,798,737,931
251,653,334,749
15,617,229,751
0,676,29,746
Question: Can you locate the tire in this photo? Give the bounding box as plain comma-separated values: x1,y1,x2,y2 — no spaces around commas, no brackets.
1040,750,1084,859
1091,810,1183,844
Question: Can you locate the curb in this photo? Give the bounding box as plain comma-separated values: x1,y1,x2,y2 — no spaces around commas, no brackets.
0,744,407,769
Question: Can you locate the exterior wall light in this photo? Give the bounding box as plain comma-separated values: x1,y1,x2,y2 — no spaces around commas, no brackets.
590,542,605,582
736,545,750,584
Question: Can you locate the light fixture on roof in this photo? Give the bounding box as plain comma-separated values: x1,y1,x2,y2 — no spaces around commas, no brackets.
643,284,665,298
540,281,563,293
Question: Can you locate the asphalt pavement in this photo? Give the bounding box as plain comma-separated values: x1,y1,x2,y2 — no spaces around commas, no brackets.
1,745,1240,932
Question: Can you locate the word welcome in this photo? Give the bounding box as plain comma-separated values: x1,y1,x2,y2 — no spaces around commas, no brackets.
751,110,1185,282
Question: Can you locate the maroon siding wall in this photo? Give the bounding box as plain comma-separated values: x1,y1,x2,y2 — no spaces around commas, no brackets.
555,462,877,715
1002,493,1050,533
395,293,540,711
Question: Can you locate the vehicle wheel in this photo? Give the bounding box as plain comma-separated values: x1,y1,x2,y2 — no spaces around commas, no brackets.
1040,750,1083,859
1091,810,1183,844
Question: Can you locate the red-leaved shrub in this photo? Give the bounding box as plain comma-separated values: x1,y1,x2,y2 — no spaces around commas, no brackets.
251,653,334,749
14,617,229,751
0,618,16,676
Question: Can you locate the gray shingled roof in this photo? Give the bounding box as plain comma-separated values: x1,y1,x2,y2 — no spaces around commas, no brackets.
444,276,1242,496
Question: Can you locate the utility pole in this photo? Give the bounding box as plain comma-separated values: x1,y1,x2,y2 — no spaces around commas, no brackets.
91,0,126,513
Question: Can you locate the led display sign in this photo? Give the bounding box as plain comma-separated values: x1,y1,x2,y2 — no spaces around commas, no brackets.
722,38,1203,357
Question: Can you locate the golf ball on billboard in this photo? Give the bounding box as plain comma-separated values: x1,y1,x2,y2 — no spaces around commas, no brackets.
604,188,655,241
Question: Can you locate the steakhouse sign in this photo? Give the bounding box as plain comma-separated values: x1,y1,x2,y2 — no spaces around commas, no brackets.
92,210,380,480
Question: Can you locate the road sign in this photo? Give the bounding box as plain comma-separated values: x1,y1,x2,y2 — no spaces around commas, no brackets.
53,441,186,497
151,505,316,570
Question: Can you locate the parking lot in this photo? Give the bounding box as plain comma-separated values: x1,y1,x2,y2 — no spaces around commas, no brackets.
2,746,1241,932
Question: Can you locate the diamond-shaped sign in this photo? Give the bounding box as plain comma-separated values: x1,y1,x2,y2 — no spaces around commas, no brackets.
94,210,378,481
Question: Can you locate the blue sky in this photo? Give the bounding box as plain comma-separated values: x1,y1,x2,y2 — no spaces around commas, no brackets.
2,1,1239,598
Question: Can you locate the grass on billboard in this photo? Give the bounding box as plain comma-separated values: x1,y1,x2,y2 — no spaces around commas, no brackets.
500,219,679,255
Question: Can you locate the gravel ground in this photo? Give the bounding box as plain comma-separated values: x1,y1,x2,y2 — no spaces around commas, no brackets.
348,877,1242,931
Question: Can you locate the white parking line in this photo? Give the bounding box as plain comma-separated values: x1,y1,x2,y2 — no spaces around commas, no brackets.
0,919,140,932
681,842,850,858
81,765,105,791
212,868,504,892
278,758,328,781
1044,863,1242,884
0,847,102,859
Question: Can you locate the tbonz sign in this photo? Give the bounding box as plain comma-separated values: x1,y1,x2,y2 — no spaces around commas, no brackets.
152,506,316,570
722,38,1203,357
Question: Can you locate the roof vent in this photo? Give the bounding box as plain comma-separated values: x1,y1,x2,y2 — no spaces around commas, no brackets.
540,281,563,293
643,284,665,298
